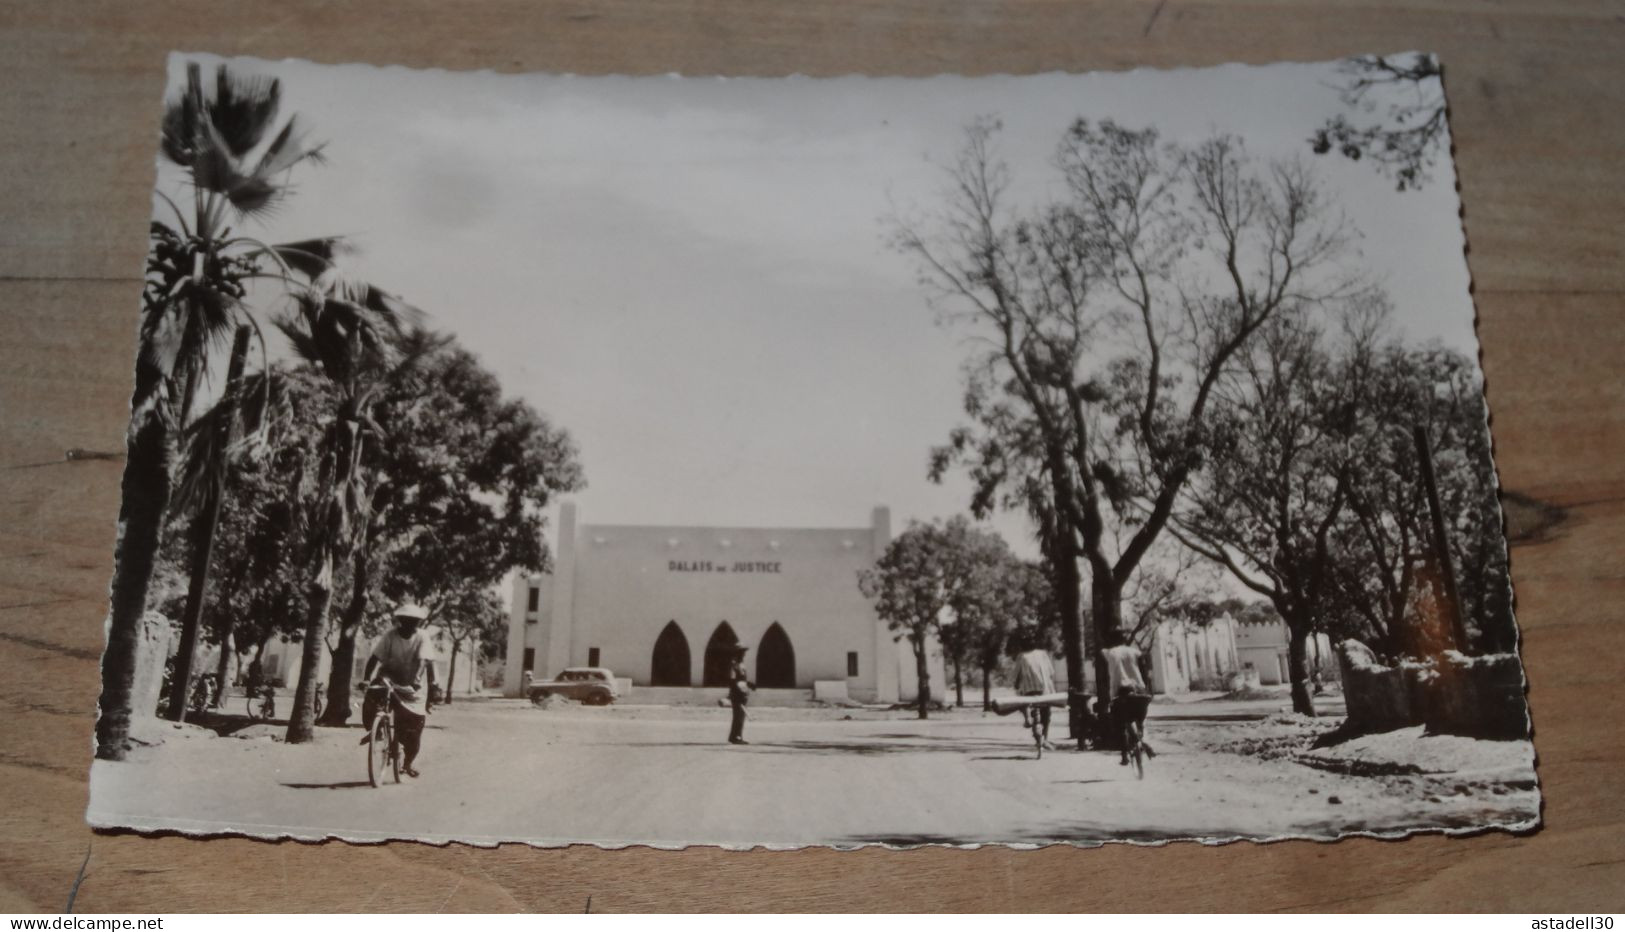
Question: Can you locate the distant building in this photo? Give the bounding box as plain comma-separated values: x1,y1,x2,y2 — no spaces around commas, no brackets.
504,503,946,703
1235,618,1333,686
1147,614,1242,695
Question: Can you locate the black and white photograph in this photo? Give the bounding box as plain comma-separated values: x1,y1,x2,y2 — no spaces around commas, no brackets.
87,52,1537,848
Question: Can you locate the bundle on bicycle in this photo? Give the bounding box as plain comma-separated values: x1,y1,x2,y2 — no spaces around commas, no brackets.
990,692,1068,759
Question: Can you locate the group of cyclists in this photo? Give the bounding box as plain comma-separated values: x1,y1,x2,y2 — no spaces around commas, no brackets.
1010,628,1157,767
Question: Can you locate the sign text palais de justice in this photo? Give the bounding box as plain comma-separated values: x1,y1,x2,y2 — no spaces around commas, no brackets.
668,560,782,574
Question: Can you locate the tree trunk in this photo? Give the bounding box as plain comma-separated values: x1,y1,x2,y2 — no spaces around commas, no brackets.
319,547,371,725
1045,495,1086,746
1414,424,1470,653
211,630,233,708
95,410,174,761
1287,621,1317,717
952,658,963,707
321,626,360,726
981,665,992,712
445,639,459,704
912,633,931,720
1091,576,1122,708
285,548,335,744
165,327,251,722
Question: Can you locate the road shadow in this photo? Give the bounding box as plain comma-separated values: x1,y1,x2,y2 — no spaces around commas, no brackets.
629,738,1030,756
279,780,377,790
972,755,1039,762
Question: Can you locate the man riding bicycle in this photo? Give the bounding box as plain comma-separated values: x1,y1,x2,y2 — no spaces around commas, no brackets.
1011,633,1057,750
360,603,437,778
1102,628,1156,766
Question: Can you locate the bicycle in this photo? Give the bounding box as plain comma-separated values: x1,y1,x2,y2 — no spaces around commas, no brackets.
992,694,1059,759
363,677,404,787
1030,705,1048,759
245,683,276,721
244,683,321,721
1112,692,1153,780
187,673,217,718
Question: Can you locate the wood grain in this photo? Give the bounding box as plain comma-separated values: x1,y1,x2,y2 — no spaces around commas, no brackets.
1,0,1622,913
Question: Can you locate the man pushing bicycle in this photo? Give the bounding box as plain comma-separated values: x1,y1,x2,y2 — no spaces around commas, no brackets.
360,603,437,778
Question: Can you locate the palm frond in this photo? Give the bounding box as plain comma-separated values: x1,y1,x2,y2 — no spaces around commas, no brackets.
208,65,281,158
170,397,234,517
267,237,355,282
253,114,326,181
159,62,208,168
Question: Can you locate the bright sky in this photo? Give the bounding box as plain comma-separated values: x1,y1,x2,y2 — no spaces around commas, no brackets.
157,53,1479,562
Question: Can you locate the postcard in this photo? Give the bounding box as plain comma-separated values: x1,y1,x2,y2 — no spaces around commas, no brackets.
87,53,1537,847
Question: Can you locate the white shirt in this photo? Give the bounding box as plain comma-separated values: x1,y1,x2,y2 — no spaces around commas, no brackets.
1104,644,1147,695
1013,649,1056,696
370,627,428,713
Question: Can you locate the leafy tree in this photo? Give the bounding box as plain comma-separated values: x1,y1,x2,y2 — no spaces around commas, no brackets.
1310,53,1447,192
1335,342,1512,658
276,285,422,744
857,517,1015,719
425,585,509,703
97,62,337,758
1171,308,1367,714
897,118,1357,722
188,368,329,694
974,558,1060,710
936,524,1025,707
320,336,585,721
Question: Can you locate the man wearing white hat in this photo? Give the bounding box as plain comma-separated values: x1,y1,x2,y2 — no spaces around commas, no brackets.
361,602,437,777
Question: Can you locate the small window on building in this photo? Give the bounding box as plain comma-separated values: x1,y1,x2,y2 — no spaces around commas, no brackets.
522,648,535,673
527,586,540,612
588,647,601,667
847,652,859,677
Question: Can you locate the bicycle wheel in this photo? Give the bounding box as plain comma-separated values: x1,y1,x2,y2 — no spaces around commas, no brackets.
387,722,402,784
245,695,259,721
368,714,393,788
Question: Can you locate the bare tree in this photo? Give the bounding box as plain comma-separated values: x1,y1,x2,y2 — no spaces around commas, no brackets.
899,118,1357,713
1310,53,1447,192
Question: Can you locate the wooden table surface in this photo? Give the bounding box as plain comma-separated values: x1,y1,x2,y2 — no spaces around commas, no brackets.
2,0,1622,913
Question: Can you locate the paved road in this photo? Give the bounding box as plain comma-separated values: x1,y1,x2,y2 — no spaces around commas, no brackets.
88,701,1534,847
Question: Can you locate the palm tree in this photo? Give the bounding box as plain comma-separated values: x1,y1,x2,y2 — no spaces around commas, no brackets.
98,61,342,757
276,283,423,744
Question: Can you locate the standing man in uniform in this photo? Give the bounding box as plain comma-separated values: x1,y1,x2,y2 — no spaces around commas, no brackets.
727,644,753,745
361,603,437,777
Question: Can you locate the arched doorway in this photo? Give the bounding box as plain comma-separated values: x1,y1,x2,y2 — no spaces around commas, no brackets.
650,621,692,686
756,622,795,689
702,622,740,687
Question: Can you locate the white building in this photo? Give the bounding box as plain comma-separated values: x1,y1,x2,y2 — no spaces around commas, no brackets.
1236,619,1334,686
1144,613,1336,694
1147,614,1242,695
504,503,947,703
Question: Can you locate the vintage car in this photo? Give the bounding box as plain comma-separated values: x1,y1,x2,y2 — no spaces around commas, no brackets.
528,667,619,705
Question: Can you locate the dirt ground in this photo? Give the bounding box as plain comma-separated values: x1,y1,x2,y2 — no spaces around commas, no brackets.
86,698,1540,848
